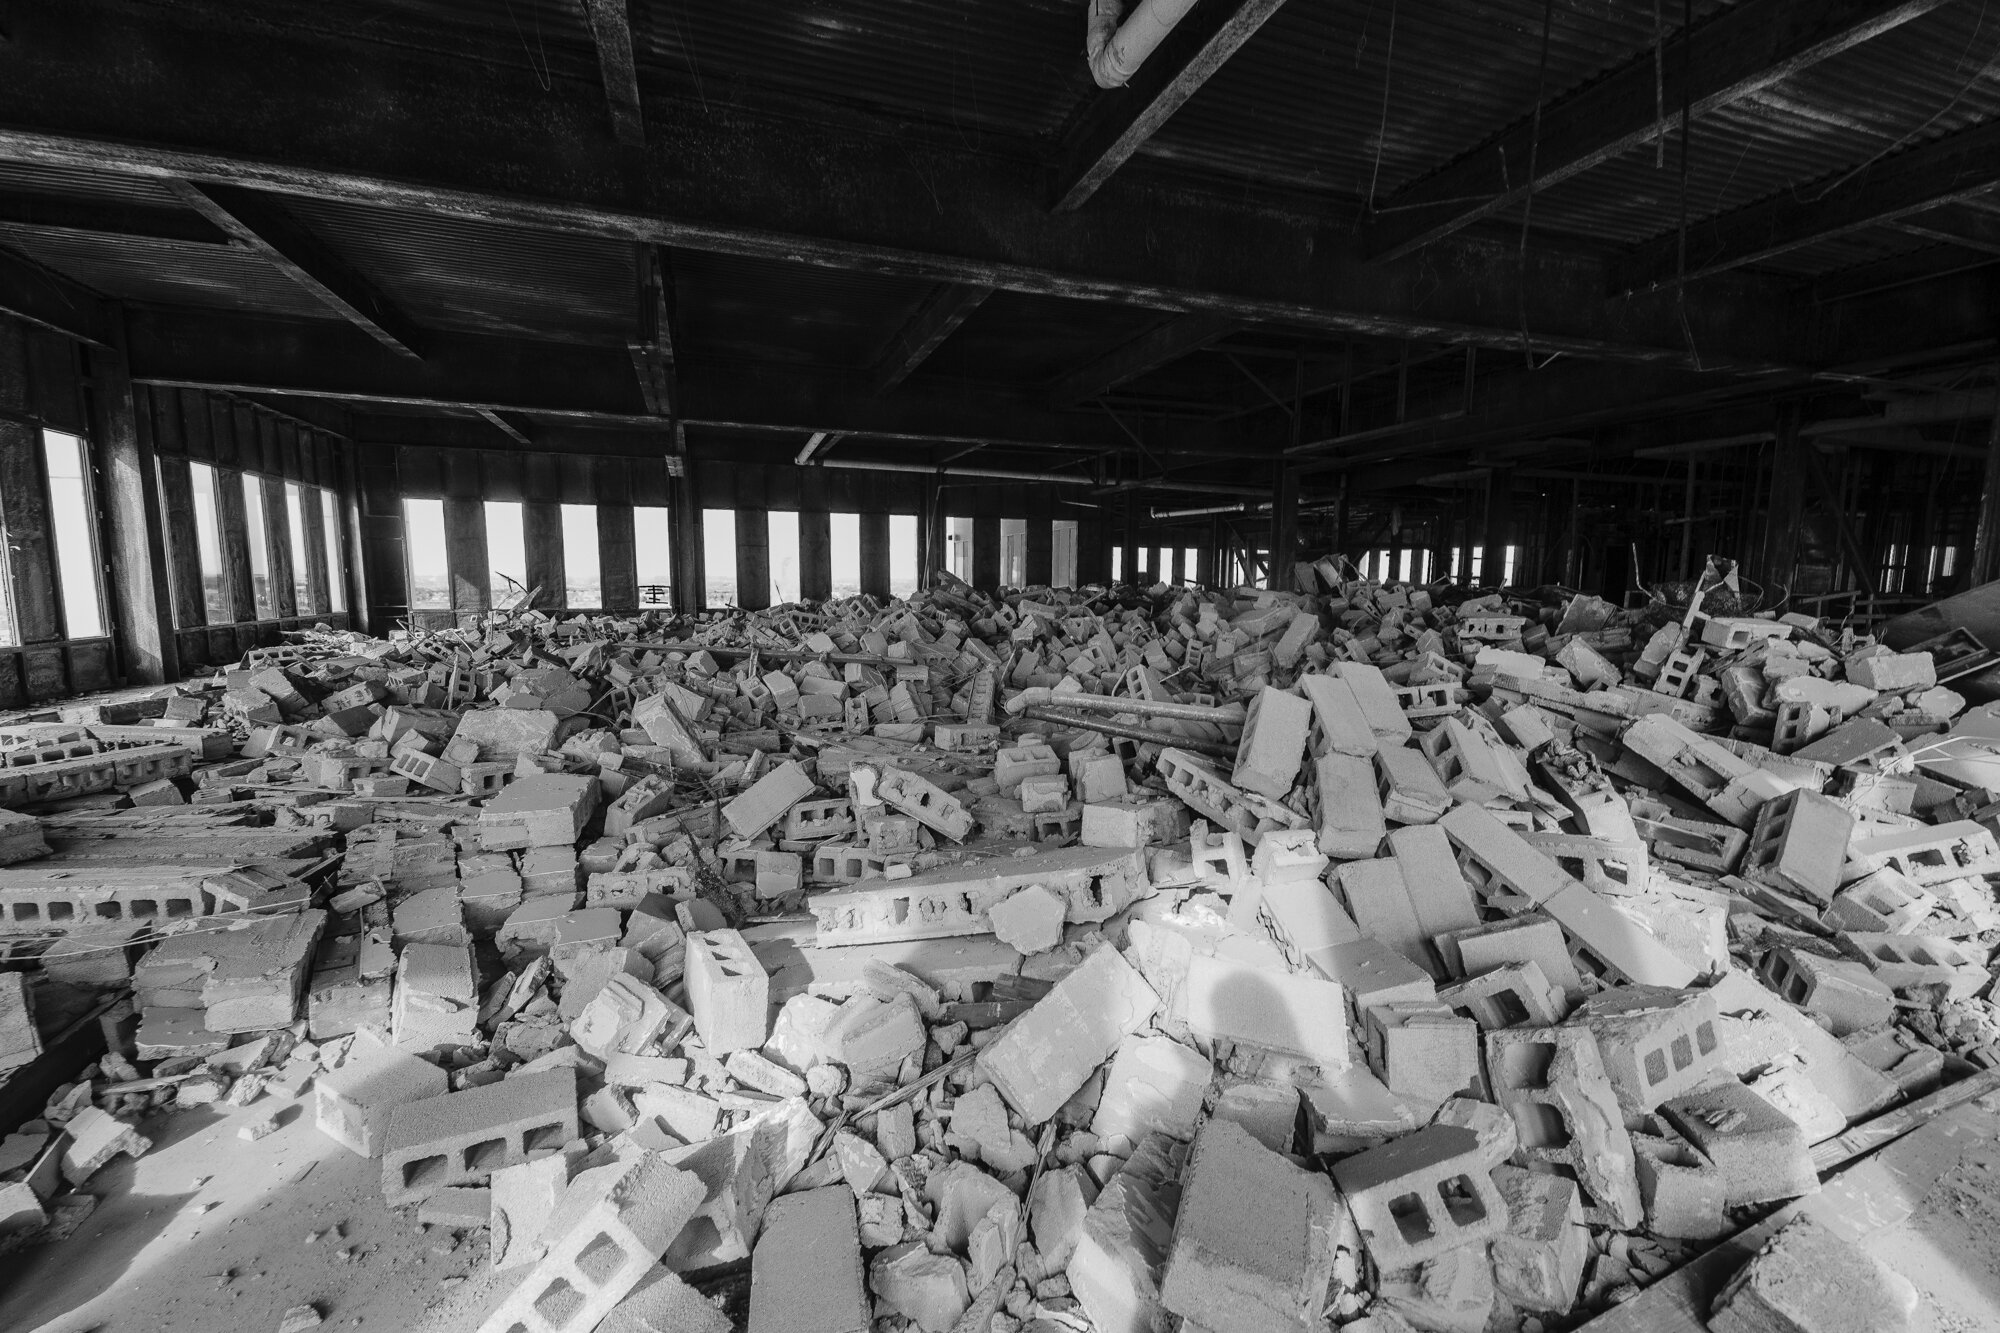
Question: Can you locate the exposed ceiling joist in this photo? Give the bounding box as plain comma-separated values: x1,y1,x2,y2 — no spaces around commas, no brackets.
1889,202,2000,256
626,243,677,417
475,408,533,447
1813,246,1996,302
0,244,114,344
578,0,644,147
0,2,1825,371
869,283,993,393
1370,0,1955,262
1613,116,2000,294
1051,0,1294,211
0,193,227,246
119,308,1240,455
1050,312,1240,406
170,181,426,359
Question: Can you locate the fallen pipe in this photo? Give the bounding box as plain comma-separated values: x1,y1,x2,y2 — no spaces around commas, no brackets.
1007,686,1245,726
1087,0,1202,89
1020,705,1237,760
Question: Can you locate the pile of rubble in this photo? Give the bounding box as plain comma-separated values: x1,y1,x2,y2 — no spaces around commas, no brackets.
0,560,1992,1333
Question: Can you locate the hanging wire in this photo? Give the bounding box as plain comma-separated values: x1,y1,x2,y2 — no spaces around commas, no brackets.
1517,0,1555,367
1675,0,1702,369
1365,0,1402,213
1653,0,1666,169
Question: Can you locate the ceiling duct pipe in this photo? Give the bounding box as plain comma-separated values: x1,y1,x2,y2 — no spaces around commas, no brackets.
1086,0,1201,89
1149,502,1244,519
819,458,1097,486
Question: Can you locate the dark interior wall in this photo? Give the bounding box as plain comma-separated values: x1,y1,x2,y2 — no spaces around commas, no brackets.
0,314,115,706
138,385,355,672
354,447,1113,626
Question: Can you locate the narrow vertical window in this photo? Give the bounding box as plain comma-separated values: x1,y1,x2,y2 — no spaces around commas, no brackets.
188,461,230,621
242,473,275,620
830,513,861,598
404,498,449,610
562,504,601,607
1051,520,1078,589
769,510,801,604
41,431,104,637
284,482,313,614
889,515,918,598
1001,519,1026,587
1184,547,1198,584
633,505,672,606
1112,546,1123,582
321,488,346,613
484,500,526,607
702,509,737,607
948,517,974,583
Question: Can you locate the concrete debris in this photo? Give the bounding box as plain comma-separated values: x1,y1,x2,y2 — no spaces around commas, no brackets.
0,568,1988,1325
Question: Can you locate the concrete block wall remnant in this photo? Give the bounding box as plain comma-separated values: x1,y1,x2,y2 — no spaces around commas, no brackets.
380,1068,579,1206
1329,1124,1505,1270
685,929,771,1054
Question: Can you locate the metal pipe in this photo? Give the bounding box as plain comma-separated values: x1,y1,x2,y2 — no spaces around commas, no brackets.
820,459,1096,486
1150,502,1245,519
1009,687,1245,725
1020,706,1236,759
1086,0,1201,89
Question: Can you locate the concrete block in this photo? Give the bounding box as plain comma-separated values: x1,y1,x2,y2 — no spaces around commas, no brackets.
1090,1033,1212,1148
1848,819,2000,885
874,768,973,841
976,942,1159,1123
1759,947,1896,1037
380,1068,579,1206
492,1152,576,1271
987,883,1065,955
828,993,927,1093
473,1153,704,1333
1231,686,1311,799
1337,858,1429,973
1311,751,1386,859
1629,1132,1728,1240
1335,661,1411,740
1845,649,1934,692
1311,936,1437,1013
1542,880,1697,988
1362,1003,1481,1108
685,928,770,1055
392,941,480,1055
1661,1080,1817,1206
1438,802,1575,907
1068,1133,1183,1333
1743,789,1853,905
1488,1165,1586,1314
1569,984,1724,1116
1386,824,1480,961
1435,961,1566,1030
1709,1215,1917,1333
480,774,599,850
1444,916,1581,999
722,761,815,840
1330,1124,1505,1270
748,1186,869,1333
1376,743,1452,824
1183,953,1351,1075
1485,1025,1641,1228
660,1125,776,1270
0,972,39,1073
1159,1118,1340,1333
315,1037,449,1157
868,1242,968,1332
1299,671,1376,758
1825,867,1935,934
60,1107,151,1185
1419,717,1525,803
571,973,688,1060
597,1267,732,1333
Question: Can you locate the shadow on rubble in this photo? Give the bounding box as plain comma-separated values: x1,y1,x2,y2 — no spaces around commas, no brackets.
0,1108,213,1332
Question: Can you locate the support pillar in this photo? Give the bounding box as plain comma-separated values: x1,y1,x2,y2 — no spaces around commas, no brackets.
1269,465,1299,591
1026,518,1053,588
800,508,832,601
973,514,1001,591
523,500,565,608
738,506,770,610
441,495,489,620
859,511,891,599
1480,466,1515,587
598,501,636,610
1762,404,1808,591
90,339,176,683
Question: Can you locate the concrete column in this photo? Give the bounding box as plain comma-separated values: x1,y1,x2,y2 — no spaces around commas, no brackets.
1026,517,1053,588
523,499,566,608
598,501,637,610
442,495,489,619
91,341,175,681
1269,465,1299,591
738,506,771,610
973,514,1001,591
859,511,891,598
801,508,832,601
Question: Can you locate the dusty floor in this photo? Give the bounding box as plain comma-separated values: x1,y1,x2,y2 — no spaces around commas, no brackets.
0,1090,524,1333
